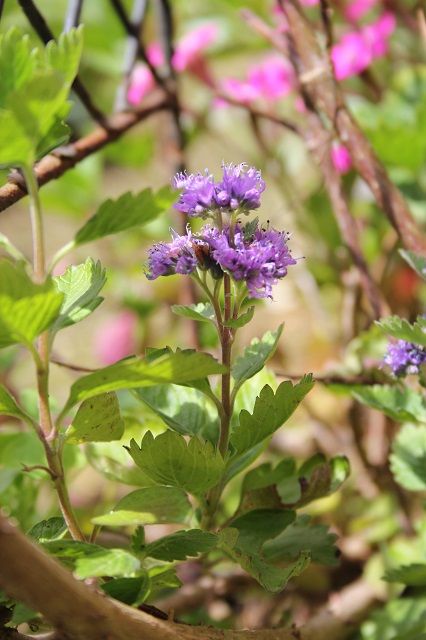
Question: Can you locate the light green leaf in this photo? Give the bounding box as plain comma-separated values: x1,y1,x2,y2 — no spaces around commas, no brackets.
128,431,224,495
75,548,140,579
0,431,45,468
384,564,426,587
61,351,226,414
134,384,219,440
230,509,296,553
0,385,34,425
144,529,217,561
359,597,426,640
92,486,192,526
171,303,216,324
377,315,426,347
400,249,426,281
263,515,339,566
28,517,67,542
353,385,426,424
231,375,314,455
232,325,283,388
86,442,156,487
66,392,124,444
0,260,63,348
74,187,172,245
53,258,106,331
390,424,426,491
224,306,255,329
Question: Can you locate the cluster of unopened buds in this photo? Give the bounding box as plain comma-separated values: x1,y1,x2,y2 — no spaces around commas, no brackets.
146,163,297,299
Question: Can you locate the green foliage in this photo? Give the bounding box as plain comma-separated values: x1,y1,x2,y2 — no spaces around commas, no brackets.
384,564,426,587
53,259,106,331
66,392,124,443
224,306,255,329
28,517,67,542
0,27,82,168
144,529,218,561
390,424,426,491
377,316,426,347
74,187,174,246
0,385,33,425
231,324,283,390
128,431,224,495
0,260,63,349
75,548,140,579
92,486,192,526
353,386,426,424
101,575,150,605
400,249,426,281
171,302,216,324
230,375,314,455
360,597,426,640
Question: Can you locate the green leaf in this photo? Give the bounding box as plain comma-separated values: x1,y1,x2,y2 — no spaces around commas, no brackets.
400,249,426,281
353,385,426,424
92,486,192,526
28,517,67,542
53,258,106,331
61,351,226,414
144,529,217,561
377,316,426,347
263,515,340,566
43,539,103,560
148,565,182,599
0,431,44,469
0,385,33,424
390,424,426,491
102,574,150,605
75,548,140,579
66,392,124,444
171,303,216,324
224,306,255,329
384,564,426,587
238,459,301,514
230,509,296,553
0,260,63,348
232,325,283,388
74,187,171,245
128,431,224,495
231,375,314,455
86,442,156,487
289,455,350,508
134,384,219,440
359,597,426,640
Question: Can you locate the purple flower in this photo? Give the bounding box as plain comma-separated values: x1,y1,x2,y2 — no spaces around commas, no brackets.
202,222,296,298
215,163,266,212
172,171,216,218
383,339,426,377
146,229,199,279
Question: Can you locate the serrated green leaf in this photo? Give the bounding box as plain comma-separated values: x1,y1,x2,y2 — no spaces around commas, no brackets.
43,539,103,559
400,249,426,281
61,351,226,415
75,548,140,579
171,303,216,324
390,424,426,491
144,529,217,561
74,188,171,245
66,392,124,444
353,385,426,424
360,597,426,640
230,509,296,553
263,515,339,566
148,565,182,600
224,306,255,329
128,431,224,495
231,375,314,455
53,258,106,331
102,574,150,605
232,325,283,388
86,442,156,487
377,316,426,347
28,517,67,542
0,385,33,424
92,486,192,526
384,564,426,587
0,260,63,348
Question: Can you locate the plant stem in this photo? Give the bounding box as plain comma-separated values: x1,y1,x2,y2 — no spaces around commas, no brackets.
23,164,85,542
218,273,232,457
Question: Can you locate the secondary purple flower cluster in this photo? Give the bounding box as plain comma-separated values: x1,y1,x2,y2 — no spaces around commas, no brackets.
147,222,296,298
173,163,265,218
383,339,426,377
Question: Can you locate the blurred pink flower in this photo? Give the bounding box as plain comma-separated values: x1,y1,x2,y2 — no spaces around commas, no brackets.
331,143,352,174
221,55,294,105
300,0,319,5
95,311,138,365
220,78,260,104
127,65,155,106
345,0,378,21
147,42,165,67
172,24,218,72
331,12,396,80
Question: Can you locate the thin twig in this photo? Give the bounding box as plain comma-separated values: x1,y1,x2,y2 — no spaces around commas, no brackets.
115,0,148,111
63,0,84,32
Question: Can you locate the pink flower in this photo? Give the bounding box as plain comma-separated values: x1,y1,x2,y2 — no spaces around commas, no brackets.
331,143,352,174
345,0,378,21
147,42,165,67
95,311,138,365
247,55,294,101
331,12,396,80
127,65,155,106
300,0,319,5
220,77,260,104
172,24,218,72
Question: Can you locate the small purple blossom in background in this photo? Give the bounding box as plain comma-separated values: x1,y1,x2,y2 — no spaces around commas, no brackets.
146,229,199,279
383,339,426,377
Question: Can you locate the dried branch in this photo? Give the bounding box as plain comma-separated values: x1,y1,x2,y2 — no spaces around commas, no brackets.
17,0,107,126
0,98,169,212
0,513,379,640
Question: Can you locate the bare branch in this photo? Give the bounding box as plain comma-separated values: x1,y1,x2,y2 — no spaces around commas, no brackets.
63,0,84,32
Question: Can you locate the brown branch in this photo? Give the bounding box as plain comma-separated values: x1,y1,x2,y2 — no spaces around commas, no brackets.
0,513,379,640
0,98,169,212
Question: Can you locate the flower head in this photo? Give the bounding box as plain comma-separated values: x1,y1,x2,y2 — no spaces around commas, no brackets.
172,171,216,218
383,339,426,377
146,229,199,279
215,163,266,212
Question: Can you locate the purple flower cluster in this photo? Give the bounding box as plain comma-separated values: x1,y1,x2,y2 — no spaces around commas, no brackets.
383,339,426,377
173,163,265,218
146,221,296,298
